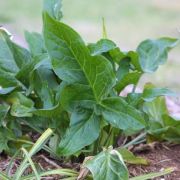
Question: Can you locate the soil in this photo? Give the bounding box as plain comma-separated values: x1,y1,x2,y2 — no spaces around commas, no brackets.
1,144,180,179
129,143,180,180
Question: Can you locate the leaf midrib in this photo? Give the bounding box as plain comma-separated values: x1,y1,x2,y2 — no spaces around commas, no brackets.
45,14,100,102
60,34,98,102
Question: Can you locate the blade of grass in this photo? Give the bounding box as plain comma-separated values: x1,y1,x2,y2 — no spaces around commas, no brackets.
20,169,78,180
40,169,78,176
6,149,21,177
11,137,59,161
21,147,40,180
14,128,53,180
129,168,174,180
29,128,53,156
0,172,12,180
62,177,78,180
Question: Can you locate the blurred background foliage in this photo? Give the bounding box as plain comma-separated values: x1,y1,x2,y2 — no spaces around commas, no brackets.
0,0,180,91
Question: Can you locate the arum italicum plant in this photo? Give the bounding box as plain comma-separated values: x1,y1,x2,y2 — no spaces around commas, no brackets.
0,0,180,179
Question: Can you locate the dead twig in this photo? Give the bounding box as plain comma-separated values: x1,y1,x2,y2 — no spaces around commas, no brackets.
38,155,61,169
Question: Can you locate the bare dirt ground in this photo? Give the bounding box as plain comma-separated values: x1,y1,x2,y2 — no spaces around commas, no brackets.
1,144,180,179
129,144,180,180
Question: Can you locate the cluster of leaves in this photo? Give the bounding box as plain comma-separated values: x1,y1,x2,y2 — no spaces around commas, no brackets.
0,0,180,179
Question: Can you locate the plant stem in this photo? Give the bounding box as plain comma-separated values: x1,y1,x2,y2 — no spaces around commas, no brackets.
105,127,114,148
132,84,137,93
123,132,146,148
102,17,108,39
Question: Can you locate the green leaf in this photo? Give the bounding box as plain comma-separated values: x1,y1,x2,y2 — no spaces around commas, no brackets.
15,54,45,86
58,109,100,156
43,0,63,21
115,71,142,93
0,103,10,126
25,31,47,56
17,54,58,98
30,68,56,109
0,28,31,89
0,69,19,88
109,47,126,64
32,103,62,118
116,59,130,81
17,53,59,102
21,116,50,133
88,39,116,56
115,52,142,94
148,124,180,143
101,97,145,135
0,29,31,73
60,83,96,111
43,12,116,103
0,127,14,153
49,134,59,153
148,115,180,143
127,51,142,71
5,38,31,70
137,37,178,73
143,94,180,142
162,127,180,143
85,148,129,180
142,84,176,102
143,97,168,124
118,148,149,165
7,92,34,117
126,93,142,107
32,57,58,90
0,87,16,95
163,115,180,127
